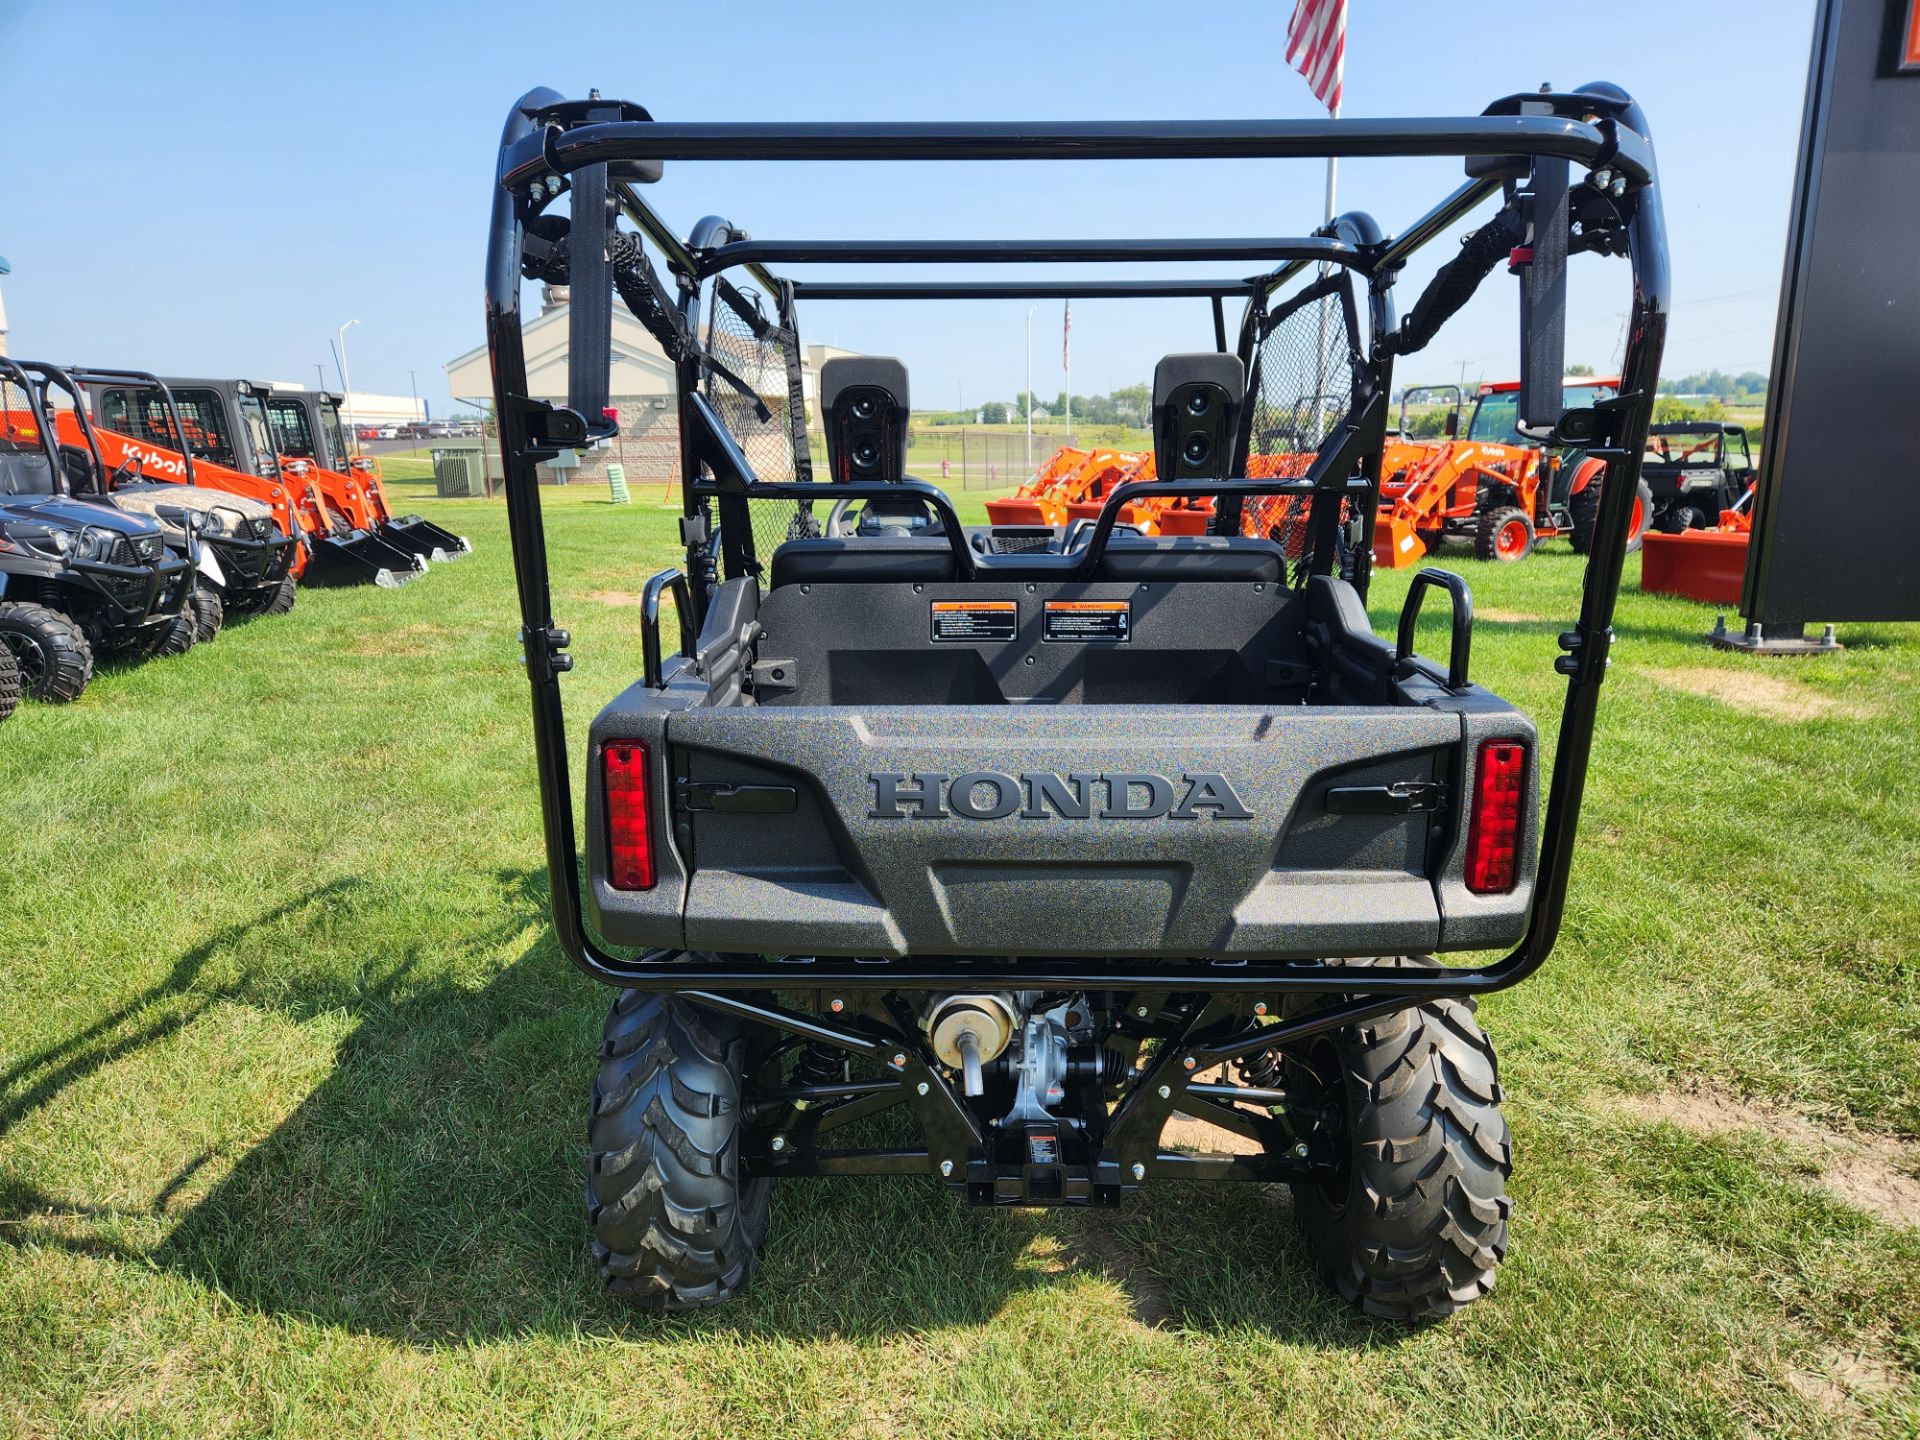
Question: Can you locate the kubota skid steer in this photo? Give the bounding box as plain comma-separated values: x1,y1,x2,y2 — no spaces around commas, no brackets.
279,389,471,562
124,376,423,587
59,368,310,587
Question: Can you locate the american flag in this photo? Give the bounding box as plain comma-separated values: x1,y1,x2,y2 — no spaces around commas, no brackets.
1285,0,1346,115
1062,300,1072,371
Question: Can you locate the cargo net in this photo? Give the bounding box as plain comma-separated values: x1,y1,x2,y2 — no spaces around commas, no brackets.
0,376,37,445
1242,277,1358,579
703,278,820,562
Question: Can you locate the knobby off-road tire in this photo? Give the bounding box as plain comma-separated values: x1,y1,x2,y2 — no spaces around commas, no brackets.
1474,506,1535,563
138,612,198,659
1659,504,1706,534
0,643,20,723
588,991,772,1310
260,573,298,616
0,602,93,703
1569,477,1654,555
1292,965,1513,1322
189,587,224,644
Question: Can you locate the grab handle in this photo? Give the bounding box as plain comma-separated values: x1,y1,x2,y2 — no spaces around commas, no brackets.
641,568,694,689
1395,569,1473,691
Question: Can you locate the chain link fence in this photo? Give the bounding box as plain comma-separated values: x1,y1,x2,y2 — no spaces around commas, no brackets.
802,427,1093,491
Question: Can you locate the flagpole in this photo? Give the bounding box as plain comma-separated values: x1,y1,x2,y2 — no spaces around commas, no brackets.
1063,300,1071,442
1323,93,1340,227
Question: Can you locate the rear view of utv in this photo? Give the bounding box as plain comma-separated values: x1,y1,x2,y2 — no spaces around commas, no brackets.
491,86,1668,1320
0,360,197,701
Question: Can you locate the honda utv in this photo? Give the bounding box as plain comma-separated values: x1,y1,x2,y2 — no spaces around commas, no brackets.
490,84,1669,1320
0,360,197,701
23,364,298,636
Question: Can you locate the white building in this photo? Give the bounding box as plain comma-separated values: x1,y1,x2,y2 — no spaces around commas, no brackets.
444,286,856,482
267,383,425,429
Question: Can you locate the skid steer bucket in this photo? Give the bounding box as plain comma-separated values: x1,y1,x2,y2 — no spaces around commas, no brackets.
1639,527,1749,605
379,514,471,562
345,457,473,562
302,521,425,587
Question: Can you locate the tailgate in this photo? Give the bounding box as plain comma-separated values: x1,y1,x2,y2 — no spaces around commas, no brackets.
664,705,1473,959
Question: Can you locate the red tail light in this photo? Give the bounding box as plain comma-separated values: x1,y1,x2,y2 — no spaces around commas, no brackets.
1464,740,1527,895
603,742,656,891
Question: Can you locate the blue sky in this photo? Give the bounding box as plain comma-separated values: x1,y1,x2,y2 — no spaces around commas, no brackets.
1,1,1815,415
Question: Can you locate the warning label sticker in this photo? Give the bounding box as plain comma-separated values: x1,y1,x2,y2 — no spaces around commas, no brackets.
1043,599,1131,642
930,599,1017,642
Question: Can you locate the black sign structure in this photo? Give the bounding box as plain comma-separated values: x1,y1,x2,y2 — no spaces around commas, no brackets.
1744,0,1920,624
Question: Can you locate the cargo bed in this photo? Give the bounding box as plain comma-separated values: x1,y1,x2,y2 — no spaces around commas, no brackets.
586,555,1538,960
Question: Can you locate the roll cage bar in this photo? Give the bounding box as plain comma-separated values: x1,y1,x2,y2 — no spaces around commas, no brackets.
487,83,1671,1041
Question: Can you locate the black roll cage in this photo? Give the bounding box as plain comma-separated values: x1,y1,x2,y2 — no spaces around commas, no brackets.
486,84,1671,1048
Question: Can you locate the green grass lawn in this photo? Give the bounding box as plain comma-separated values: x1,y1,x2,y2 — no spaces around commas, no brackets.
3,477,1917,1437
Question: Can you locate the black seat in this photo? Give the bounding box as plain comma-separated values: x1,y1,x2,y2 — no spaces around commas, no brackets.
1095,535,1287,584
769,532,1291,588
769,535,960,588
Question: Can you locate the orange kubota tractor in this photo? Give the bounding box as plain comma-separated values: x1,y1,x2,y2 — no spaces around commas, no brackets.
1371,377,1652,568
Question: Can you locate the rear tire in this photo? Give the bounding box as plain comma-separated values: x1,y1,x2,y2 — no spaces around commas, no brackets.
1474,506,1535,563
189,587,224,644
1290,964,1512,1322
1570,478,1653,554
588,991,772,1310
0,603,93,703
1661,504,1706,534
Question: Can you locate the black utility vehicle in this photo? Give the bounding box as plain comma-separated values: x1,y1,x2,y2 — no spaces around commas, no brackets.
25,364,298,633
1642,421,1754,532
490,84,1668,1320
0,359,196,701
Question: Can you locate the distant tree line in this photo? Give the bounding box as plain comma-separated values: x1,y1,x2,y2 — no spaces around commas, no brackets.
1656,369,1768,404
918,384,1152,428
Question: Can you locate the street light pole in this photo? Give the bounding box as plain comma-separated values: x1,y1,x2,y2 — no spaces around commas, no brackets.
336,318,361,455
1025,305,1034,469
409,368,419,426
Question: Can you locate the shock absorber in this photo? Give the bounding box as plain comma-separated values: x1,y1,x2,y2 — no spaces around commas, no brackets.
790,1040,844,1092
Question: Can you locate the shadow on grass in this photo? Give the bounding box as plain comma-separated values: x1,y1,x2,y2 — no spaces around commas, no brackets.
6,871,1390,1349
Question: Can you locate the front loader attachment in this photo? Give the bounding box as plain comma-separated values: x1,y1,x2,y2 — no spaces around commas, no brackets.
375,513,473,564
1639,528,1749,605
347,455,473,561
303,527,427,587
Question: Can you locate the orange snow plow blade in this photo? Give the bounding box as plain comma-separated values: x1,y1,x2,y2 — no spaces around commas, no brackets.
1640,485,1754,605
1640,529,1750,605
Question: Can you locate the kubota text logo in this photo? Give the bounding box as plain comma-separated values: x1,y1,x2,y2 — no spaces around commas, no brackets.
867,771,1252,821
125,444,187,479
